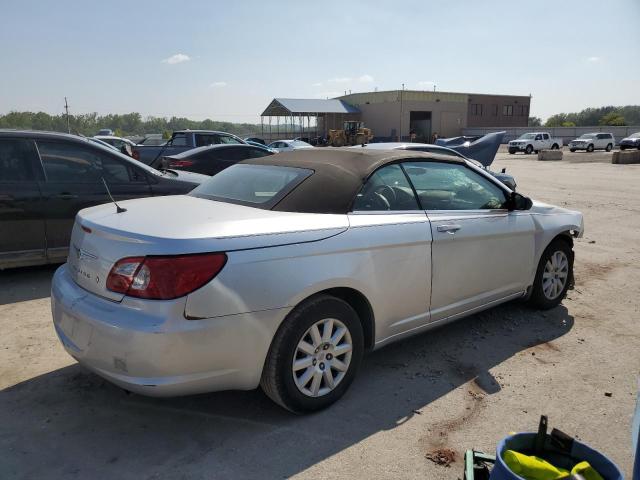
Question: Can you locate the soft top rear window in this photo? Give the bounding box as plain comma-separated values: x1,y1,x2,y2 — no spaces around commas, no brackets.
190,163,313,208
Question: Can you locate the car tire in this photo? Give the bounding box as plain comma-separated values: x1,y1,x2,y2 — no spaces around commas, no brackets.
551,143,559,150
508,149,516,155
525,145,533,155
605,143,613,152
620,146,626,151
260,295,364,413
570,148,576,152
528,238,574,310
587,144,594,152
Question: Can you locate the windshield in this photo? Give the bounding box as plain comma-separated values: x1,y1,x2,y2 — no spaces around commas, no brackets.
518,133,536,140
190,164,313,208
579,134,596,139
629,132,640,139
291,140,312,147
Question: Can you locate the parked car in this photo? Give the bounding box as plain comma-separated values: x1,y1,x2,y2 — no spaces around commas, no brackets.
96,128,114,136
619,132,640,150
51,149,583,412
151,143,274,176
88,137,120,151
133,130,246,165
508,132,562,154
244,137,266,145
267,139,314,152
569,133,614,152
94,135,138,150
0,130,208,269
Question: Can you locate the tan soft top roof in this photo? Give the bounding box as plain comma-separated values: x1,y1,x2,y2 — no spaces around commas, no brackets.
241,148,465,214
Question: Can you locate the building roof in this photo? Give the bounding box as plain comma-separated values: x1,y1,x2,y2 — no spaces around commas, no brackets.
261,98,360,116
240,148,463,214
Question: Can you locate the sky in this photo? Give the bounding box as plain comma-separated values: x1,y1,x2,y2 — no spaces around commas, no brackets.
1,0,639,123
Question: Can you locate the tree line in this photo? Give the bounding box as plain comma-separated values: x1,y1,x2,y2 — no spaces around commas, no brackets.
528,105,640,128
0,111,263,138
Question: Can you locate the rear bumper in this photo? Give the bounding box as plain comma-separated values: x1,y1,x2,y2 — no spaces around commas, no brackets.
51,264,290,397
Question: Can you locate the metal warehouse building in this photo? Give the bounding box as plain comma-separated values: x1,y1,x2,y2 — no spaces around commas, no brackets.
260,90,531,143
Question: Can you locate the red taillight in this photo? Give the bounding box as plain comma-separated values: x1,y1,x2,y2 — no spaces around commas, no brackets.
106,253,227,300
169,160,194,168
132,150,140,160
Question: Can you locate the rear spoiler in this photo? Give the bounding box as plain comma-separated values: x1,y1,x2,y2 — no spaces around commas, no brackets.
435,131,505,167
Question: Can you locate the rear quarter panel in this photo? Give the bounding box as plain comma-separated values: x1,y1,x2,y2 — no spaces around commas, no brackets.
185,213,433,344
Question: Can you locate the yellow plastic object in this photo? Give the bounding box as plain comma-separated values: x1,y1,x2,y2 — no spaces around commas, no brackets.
503,450,569,480
571,461,604,480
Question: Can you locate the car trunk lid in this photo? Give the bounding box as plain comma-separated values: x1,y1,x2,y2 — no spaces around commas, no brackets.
68,195,348,301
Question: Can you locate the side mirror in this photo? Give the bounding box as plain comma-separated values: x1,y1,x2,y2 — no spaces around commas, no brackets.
508,191,533,211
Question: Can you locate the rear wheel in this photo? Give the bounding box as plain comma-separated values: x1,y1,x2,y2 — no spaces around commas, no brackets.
551,143,559,150
260,295,364,413
525,145,533,155
605,143,613,152
587,144,594,152
528,239,573,310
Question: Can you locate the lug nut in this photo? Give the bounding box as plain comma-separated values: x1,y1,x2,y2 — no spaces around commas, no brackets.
319,363,325,370
326,354,333,360
312,359,317,366
323,344,329,350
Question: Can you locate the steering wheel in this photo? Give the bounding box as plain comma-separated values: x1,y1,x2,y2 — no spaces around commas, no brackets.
374,185,397,206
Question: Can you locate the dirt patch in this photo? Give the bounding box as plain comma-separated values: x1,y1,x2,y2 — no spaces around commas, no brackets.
425,448,456,467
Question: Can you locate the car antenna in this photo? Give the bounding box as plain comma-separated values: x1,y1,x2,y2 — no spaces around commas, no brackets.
101,177,127,213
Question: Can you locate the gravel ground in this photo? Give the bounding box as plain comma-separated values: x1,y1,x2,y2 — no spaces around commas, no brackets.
1,148,638,479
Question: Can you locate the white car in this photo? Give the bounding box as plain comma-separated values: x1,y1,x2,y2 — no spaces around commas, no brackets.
94,135,138,150
267,139,314,152
51,149,583,413
569,133,615,152
508,132,562,154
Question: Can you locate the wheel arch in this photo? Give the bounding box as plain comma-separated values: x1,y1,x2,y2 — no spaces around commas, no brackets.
292,287,376,351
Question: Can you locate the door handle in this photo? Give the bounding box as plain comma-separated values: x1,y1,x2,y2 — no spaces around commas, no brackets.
55,193,78,200
437,224,461,234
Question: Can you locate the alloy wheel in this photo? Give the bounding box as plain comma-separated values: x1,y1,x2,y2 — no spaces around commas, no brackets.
292,318,353,397
542,251,569,300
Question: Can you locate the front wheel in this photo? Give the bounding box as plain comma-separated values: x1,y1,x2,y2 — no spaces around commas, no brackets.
525,145,533,155
528,239,573,310
570,149,576,152
587,144,594,152
261,295,364,413
605,143,613,152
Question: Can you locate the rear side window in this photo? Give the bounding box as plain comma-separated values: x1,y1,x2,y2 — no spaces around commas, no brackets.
0,138,38,182
37,141,144,184
171,133,189,146
191,164,312,208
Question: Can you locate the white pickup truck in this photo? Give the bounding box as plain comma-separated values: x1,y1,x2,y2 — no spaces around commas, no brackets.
508,132,562,154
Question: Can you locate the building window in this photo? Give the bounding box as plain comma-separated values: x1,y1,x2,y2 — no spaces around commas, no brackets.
492,104,498,116
503,105,513,116
471,104,483,116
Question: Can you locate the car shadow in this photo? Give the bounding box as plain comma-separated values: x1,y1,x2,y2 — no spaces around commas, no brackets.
0,264,58,305
0,303,573,479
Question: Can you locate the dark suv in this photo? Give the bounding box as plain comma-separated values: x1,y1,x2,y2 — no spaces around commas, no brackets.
0,130,208,269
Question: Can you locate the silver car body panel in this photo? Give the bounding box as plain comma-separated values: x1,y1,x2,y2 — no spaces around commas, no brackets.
52,168,584,397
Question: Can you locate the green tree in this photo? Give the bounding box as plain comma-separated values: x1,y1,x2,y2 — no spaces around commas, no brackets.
561,121,576,127
528,116,542,127
599,112,626,126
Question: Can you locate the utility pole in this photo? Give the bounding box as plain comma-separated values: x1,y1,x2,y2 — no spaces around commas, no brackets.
399,83,404,141
64,97,70,133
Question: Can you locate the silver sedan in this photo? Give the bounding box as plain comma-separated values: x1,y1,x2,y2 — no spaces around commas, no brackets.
51,149,583,412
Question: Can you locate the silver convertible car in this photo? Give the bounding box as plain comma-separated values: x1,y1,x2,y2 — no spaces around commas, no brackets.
51,149,583,412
